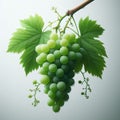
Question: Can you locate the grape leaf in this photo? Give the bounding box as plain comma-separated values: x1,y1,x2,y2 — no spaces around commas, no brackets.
7,15,51,75
79,17,104,38
77,17,107,78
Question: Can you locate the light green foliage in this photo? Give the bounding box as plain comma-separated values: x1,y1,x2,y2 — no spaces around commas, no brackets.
77,17,107,78
7,15,51,74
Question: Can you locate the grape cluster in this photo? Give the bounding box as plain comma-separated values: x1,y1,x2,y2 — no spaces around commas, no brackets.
35,33,82,112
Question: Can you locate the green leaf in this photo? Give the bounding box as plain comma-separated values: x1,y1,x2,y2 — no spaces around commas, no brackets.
7,14,51,75
79,37,106,78
76,17,107,78
79,17,104,38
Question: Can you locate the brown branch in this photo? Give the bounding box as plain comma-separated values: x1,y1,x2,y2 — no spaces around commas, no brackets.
66,0,94,16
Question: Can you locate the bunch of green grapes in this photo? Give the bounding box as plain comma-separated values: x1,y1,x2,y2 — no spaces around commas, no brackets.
35,33,83,112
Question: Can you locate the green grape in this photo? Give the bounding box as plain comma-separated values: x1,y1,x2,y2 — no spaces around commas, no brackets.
35,44,49,53
64,94,69,101
68,51,76,60
54,50,61,59
36,53,47,64
60,47,68,55
44,85,49,94
48,71,55,78
60,56,68,64
49,64,57,73
69,33,76,43
68,71,75,78
56,91,63,98
61,65,69,73
68,78,75,86
47,54,55,63
66,86,71,93
50,33,58,41
47,98,55,106
55,40,61,49
39,67,48,75
53,76,59,83
63,33,76,43
35,44,43,54
47,40,56,48
56,68,64,78
40,75,50,85
52,104,60,112
60,38,69,46
55,59,61,68
76,52,83,59
63,34,71,40
48,90,55,99
57,81,66,91
50,83,57,92
57,99,64,106
71,43,80,52
41,44,50,53
42,62,50,71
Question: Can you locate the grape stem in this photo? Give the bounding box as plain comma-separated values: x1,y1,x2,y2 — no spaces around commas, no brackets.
66,0,94,16
81,71,91,99
30,82,41,106
55,0,94,34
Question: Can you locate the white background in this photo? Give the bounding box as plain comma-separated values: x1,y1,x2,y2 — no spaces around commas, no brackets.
0,0,120,120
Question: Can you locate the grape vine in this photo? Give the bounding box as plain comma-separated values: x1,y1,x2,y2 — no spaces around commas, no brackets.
7,0,107,113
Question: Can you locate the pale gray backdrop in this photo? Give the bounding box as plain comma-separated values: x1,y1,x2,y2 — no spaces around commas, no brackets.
0,0,120,120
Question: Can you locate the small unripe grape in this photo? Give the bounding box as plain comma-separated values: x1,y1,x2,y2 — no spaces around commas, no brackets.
57,100,64,106
41,44,50,53
61,65,69,73
35,44,43,54
39,67,48,75
76,52,83,59
48,90,55,99
36,53,47,64
53,76,59,83
47,54,55,63
47,98,55,106
60,47,68,55
60,56,68,64
64,94,69,101
68,78,75,86
55,59,61,68
56,40,61,49
44,85,49,94
69,34,76,43
56,91,63,98
52,104,60,112
54,50,61,59
68,71,75,78
66,86,71,93
57,81,66,91
60,39,69,46
40,75,50,85
48,71,55,78
63,34,70,40
68,51,76,60
71,43,80,52
47,40,56,48
42,62,50,71
49,64,57,73
63,33,76,43
50,33,58,41
56,68,64,78
50,83,57,92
